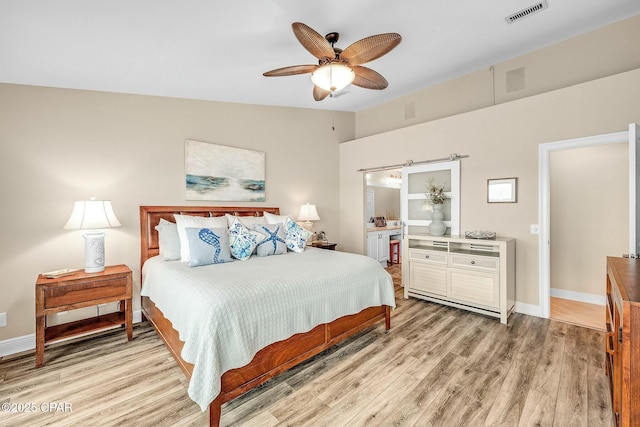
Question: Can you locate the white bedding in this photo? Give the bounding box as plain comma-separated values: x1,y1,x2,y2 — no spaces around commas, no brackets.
141,247,395,411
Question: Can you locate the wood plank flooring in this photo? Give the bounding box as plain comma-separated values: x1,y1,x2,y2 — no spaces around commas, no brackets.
550,296,606,331
1,265,614,426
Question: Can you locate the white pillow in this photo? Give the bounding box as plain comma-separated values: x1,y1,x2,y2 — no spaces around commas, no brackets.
155,218,181,261
174,214,228,262
263,211,290,225
225,214,267,229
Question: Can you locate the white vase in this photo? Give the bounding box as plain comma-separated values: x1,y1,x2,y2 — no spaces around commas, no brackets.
429,204,446,236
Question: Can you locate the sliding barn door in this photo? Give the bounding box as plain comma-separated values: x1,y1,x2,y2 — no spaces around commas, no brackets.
400,161,460,237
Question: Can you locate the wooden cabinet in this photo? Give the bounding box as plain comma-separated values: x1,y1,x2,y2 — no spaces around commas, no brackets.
35,264,133,367
605,256,640,426
404,235,514,324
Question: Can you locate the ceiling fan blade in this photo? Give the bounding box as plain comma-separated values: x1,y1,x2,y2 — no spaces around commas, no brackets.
352,66,388,90
292,22,335,60
341,33,402,66
313,85,331,101
263,64,317,77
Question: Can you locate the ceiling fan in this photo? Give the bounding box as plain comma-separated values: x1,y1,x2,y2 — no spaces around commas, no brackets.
263,22,402,101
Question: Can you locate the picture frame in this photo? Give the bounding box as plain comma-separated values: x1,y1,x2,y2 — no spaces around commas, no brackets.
487,177,517,203
185,140,265,202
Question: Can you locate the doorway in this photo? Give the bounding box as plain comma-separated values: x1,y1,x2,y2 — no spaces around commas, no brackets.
548,143,628,330
539,124,638,321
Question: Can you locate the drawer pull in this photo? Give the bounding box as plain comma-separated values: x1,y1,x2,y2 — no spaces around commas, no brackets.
606,332,616,355
425,255,429,259
470,260,476,265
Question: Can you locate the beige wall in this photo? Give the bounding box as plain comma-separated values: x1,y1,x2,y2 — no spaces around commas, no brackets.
355,15,640,139
0,84,354,341
550,143,628,297
340,68,640,308
2,14,639,345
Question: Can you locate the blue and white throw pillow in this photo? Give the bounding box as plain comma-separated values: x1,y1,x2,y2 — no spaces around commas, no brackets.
228,218,264,260
253,223,287,257
184,227,232,267
284,217,312,253
174,214,228,263
225,213,267,229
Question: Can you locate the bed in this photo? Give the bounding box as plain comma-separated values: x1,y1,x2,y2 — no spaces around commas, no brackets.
139,205,395,426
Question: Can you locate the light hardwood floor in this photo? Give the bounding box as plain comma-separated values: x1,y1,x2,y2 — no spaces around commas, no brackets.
550,297,606,331
1,266,613,426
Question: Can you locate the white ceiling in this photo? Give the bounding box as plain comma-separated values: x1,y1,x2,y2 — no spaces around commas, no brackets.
1,1,639,112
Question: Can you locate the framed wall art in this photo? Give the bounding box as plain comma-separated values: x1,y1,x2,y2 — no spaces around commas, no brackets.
185,140,265,201
487,177,517,203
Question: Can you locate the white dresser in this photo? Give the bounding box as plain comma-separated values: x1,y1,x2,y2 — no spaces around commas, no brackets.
403,234,515,324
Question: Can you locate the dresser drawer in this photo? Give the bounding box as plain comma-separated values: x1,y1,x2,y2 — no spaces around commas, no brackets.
409,249,447,264
449,253,499,272
44,277,129,309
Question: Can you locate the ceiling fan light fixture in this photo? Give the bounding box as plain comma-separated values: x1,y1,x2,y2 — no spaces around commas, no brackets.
311,64,355,92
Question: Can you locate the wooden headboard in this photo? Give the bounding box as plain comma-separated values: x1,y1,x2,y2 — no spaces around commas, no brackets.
139,205,280,270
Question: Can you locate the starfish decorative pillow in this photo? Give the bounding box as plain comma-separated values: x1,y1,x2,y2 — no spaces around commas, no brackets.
228,218,264,260
253,223,287,257
284,217,312,253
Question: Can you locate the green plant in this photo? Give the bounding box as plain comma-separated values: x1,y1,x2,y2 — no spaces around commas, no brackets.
425,178,447,205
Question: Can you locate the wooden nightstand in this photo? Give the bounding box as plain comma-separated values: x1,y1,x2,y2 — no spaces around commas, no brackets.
35,264,133,368
311,242,337,250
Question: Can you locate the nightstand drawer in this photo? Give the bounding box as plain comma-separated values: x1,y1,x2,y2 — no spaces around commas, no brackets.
44,277,129,308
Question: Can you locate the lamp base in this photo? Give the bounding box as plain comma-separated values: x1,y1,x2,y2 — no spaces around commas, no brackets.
301,220,313,231
83,232,106,273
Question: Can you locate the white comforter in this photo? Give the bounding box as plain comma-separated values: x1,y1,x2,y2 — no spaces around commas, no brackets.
141,247,395,410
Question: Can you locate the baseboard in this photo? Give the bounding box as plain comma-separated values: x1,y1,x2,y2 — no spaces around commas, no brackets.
0,333,35,358
550,288,605,306
0,310,143,357
514,301,540,317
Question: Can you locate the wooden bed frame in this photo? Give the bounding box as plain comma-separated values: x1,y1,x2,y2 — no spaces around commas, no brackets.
139,206,392,426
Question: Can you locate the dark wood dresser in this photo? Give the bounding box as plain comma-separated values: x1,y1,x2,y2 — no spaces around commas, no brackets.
606,256,640,426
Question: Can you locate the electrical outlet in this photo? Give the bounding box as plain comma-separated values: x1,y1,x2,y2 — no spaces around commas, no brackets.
530,224,540,234
0,312,7,327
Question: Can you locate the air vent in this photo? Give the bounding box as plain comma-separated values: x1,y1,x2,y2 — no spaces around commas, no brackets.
505,1,548,24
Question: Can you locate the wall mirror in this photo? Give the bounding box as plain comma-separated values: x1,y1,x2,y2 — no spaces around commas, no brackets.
487,178,517,203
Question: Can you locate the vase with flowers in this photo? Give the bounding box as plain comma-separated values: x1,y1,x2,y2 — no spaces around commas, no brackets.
425,178,447,236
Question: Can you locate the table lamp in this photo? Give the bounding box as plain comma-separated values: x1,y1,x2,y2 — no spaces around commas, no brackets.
297,203,320,230
63,198,121,273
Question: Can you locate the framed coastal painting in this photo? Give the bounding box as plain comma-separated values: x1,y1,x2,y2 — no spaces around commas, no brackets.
185,140,265,201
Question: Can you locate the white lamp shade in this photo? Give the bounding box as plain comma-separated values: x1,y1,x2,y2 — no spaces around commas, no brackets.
64,200,122,230
297,203,320,222
311,64,355,92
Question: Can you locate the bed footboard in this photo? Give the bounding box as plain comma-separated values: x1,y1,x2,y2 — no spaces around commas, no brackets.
143,296,391,426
